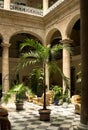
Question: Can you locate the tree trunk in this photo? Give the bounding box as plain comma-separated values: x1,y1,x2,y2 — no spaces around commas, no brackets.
43,62,46,110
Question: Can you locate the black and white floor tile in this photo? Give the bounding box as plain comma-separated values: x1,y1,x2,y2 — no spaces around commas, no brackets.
2,102,80,130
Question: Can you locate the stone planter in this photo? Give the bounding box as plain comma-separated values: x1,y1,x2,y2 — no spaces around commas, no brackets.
39,109,51,121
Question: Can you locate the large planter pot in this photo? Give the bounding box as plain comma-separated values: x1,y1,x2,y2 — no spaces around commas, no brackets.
39,109,51,121
16,102,24,110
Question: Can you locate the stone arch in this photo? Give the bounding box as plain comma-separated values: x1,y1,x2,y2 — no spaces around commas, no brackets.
66,14,80,38
68,17,80,96
45,28,62,87
9,32,43,58
9,32,43,87
45,28,62,45
9,30,43,44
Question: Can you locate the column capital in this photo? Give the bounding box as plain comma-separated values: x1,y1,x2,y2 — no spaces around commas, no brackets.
60,38,73,44
1,42,10,47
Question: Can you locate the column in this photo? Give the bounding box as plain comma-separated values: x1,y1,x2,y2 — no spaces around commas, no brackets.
2,43,10,95
61,39,72,97
43,0,49,15
4,0,10,10
78,0,88,129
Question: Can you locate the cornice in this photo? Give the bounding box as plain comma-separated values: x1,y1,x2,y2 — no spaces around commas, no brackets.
0,0,80,30
0,8,44,27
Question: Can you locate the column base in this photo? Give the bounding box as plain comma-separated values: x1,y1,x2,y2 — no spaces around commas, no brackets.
78,122,88,130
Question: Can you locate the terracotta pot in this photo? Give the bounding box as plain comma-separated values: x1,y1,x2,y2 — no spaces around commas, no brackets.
39,109,51,121
16,102,24,110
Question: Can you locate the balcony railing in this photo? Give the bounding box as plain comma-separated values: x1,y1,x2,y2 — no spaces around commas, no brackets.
46,0,64,14
10,3,43,16
0,0,64,16
0,1,43,16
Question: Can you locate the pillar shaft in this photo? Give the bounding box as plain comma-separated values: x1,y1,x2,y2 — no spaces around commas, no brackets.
2,43,10,94
43,0,49,15
4,0,10,10
78,0,88,129
61,39,72,97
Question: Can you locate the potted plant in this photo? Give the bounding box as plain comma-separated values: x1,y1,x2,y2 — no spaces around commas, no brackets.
17,39,69,120
52,85,62,105
4,83,29,110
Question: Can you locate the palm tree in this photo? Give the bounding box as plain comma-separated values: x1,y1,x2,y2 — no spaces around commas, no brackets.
17,39,69,111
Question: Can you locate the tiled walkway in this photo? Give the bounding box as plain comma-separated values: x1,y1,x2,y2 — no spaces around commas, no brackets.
2,102,80,130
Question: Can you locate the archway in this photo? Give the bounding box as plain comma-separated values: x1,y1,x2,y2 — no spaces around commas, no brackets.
9,33,42,89
70,19,81,95
47,30,62,88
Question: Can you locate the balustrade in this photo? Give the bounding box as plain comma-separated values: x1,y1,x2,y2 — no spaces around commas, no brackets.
46,0,64,14
0,0,65,16
10,3,43,16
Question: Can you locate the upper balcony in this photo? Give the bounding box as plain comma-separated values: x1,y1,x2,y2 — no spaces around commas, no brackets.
0,0,65,16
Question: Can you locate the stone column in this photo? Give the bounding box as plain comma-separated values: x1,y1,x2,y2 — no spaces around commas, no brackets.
43,0,49,15
61,39,72,97
4,0,10,10
78,0,88,129
2,43,10,95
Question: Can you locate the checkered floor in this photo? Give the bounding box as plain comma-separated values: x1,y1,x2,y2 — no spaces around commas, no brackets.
2,102,80,130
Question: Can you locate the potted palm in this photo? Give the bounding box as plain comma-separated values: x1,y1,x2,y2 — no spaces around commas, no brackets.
17,39,69,120
4,83,30,110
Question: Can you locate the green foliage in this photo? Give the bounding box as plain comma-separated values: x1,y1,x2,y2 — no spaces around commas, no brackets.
76,71,81,83
4,83,30,104
76,63,81,83
37,4,43,9
17,39,66,70
61,89,71,103
16,38,70,109
29,67,44,95
17,39,69,83
52,85,62,99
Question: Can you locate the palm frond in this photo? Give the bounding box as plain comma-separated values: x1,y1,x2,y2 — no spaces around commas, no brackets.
48,61,69,88
21,51,39,59
20,39,44,52
16,57,39,73
51,44,63,55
